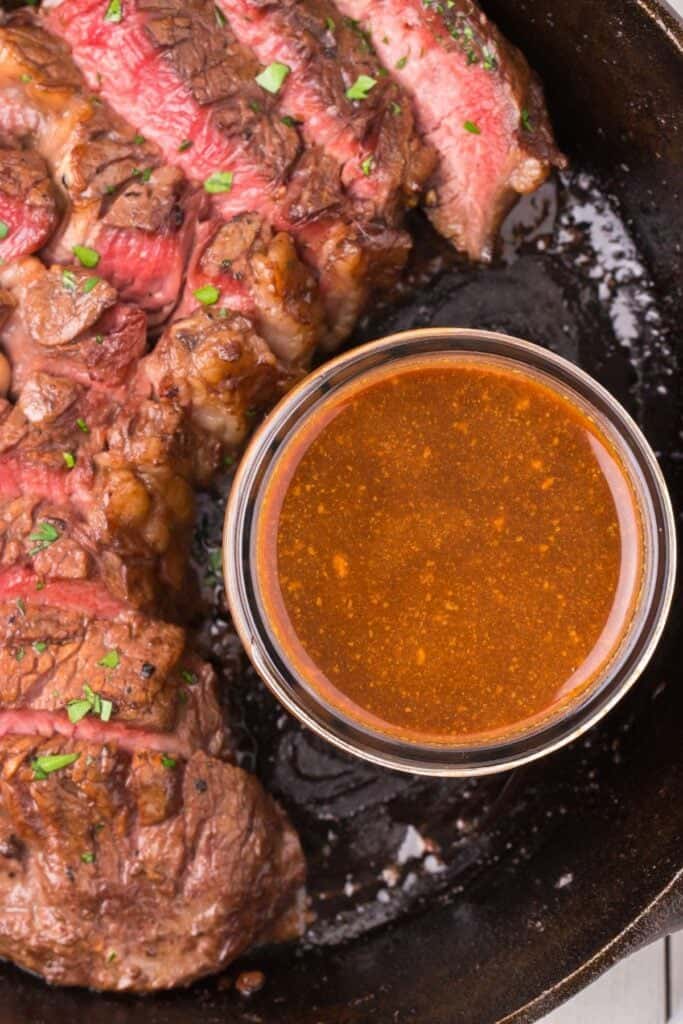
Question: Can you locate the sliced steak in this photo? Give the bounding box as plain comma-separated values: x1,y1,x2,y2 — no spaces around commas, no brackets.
0,597,186,730
214,0,435,224
0,16,196,326
0,737,304,991
45,0,411,346
332,0,565,259
0,146,58,262
0,259,147,393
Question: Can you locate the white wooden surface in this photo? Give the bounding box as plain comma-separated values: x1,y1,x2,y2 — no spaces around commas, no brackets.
539,934,683,1023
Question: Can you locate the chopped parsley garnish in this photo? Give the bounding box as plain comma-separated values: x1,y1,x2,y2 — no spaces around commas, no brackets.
248,99,262,114
178,139,193,152
104,0,122,23
29,521,60,555
325,16,335,31
76,417,89,433
204,171,234,194
72,244,100,269
0,221,9,240
194,284,220,306
482,49,497,71
82,276,100,294
133,133,145,145
132,166,153,183
214,5,226,27
255,62,291,95
66,698,92,724
161,754,177,769
107,951,117,963
20,73,32,83
98,649,120,669
31,752,80,780
395,55,408,69
67,684,113,723
15,647,25,662
33,641,47,654
62,269,78,292
81,851,95,863
281,114,301,127
95,334,104,345
181,669,197,685
520,108,534,132
463,120,481,134
63,451,76,469
35,579,45,591
345,74,377,101
16,597,26,616
360,154,374,176
390,101,402,116
224,453,235,468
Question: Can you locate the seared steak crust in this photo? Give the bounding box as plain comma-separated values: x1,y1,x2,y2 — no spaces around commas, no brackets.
216,0,436,224
0,146,58,262
45,0,411,346
0,252,306,989
332,0,565,259
0,738,303,991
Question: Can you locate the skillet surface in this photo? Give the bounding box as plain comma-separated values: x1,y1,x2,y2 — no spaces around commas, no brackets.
0,0,680,1022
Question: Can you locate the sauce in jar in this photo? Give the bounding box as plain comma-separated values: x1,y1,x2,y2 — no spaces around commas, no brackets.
256,356,643,744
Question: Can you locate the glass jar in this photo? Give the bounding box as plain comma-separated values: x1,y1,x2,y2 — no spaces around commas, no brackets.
224,330,676,776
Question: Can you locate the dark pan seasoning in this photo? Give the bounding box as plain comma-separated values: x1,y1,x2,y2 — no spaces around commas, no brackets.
0,0,679,1018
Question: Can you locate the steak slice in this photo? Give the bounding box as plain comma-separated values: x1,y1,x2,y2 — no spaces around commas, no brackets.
44,0,411,347
214,0,436,225
332,0,565,259
0,737,304,991
0,596,188,730
0,259,147,394
0,146,58,262
0,16,196,326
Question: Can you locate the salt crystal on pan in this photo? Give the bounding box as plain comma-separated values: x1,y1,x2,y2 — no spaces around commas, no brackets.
397,825,426,865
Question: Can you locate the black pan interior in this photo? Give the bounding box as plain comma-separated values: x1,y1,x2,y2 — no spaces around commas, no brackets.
0,1,681,1022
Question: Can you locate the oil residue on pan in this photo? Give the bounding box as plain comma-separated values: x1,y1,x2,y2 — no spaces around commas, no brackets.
192,164,678,953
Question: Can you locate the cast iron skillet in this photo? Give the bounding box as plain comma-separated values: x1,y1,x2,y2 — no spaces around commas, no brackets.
0,1,681,1021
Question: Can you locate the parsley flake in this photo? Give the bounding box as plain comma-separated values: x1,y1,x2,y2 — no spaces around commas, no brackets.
463,120,481,134
178,139,193,152
98,649,120,669
76,418,89,433
63,451,76,469
62,269,78,292
82,276,100,294
255,62,291,95
72,244,100,269
104,0,122,22
0,221,9,240
360,154,374,176
194,284,220,306
204,171,234,194
29,521,60,555
345,74,377,101
31,752,80,780
161,754,177,769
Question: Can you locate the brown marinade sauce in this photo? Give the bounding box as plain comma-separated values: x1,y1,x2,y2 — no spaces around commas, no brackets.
257,357,642,744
